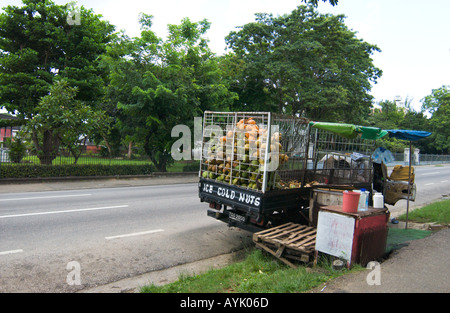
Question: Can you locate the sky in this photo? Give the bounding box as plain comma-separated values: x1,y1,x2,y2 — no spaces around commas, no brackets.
1,0,449,113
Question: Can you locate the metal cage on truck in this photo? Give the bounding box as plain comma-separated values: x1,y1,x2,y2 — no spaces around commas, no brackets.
198,111,380,232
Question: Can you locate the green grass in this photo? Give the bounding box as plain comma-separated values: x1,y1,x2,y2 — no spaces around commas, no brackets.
140,249,362,293
18,155,199,171
21,155,153,166
397,199,450,225
166,161,199,173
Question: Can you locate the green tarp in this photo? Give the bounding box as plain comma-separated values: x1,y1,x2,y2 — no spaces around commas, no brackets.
385,228,432,253
309,122,388,140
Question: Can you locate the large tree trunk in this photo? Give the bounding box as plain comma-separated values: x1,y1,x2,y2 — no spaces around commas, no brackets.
101,135,113,157
127,141,133,159
32,129,61,165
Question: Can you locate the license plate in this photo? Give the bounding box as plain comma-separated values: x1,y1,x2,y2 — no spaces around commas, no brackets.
229,212,246,223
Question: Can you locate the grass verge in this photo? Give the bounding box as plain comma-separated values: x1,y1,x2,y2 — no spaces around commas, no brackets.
140,249,363,293
397,199,450,225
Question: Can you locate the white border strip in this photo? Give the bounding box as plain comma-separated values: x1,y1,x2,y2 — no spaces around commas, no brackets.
0,205,128,219
105,229,164,240
0,249,24,256
0,194,92,202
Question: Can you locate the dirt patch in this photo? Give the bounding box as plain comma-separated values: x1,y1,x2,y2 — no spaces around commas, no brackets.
77,250,247,293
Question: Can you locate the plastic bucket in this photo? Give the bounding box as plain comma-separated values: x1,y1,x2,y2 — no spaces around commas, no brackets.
342,191,360,213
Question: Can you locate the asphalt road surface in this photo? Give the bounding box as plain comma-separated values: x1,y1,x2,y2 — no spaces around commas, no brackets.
0,165,448,292
0,183,253,292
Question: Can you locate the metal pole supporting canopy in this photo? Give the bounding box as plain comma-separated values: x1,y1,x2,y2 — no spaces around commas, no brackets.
384,130,432,229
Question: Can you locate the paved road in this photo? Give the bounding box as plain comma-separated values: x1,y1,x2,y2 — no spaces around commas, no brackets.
0,178,253,292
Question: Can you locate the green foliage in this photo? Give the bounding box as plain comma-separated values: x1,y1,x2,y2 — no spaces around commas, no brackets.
369,100,405,129
367,98,436,153
4,137,27,163
0,0,115,164
0,0,115,116
367,100,408,152
421,85,450,154
25,79,111,164
303,0,339,6
104,16,237,171
182,161,200,172
367,86,449,155
225,5,381,122
0,117,27,128
0,164,153,178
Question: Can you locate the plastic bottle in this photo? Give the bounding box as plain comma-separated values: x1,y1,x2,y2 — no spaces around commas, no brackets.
373,192,384,209
364,189,369,210
353,189,361,209
359,188,369,211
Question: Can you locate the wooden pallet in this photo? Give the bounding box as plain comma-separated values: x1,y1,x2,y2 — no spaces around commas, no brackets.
252,223,317,268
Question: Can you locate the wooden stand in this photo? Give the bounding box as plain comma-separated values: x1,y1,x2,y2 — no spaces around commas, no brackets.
314,205,389,267
252,222,317,268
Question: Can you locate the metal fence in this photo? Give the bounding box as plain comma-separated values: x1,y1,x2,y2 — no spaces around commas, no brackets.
0,147,448,168
388,152,450,166
0,147,152,166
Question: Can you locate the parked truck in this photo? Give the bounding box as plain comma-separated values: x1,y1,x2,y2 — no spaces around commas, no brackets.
198,111,415,232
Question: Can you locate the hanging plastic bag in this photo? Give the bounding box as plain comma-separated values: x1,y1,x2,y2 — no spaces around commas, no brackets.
372,147,394,164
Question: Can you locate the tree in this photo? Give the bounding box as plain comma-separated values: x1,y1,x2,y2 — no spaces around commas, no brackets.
368,100,406,130
225,5,382,123
0,0,115,162
367,98,436,153
26,79,111,164
4,137,27,163
421,85,450,154
302,0,339,6
399,109,432,154
104,15,236,171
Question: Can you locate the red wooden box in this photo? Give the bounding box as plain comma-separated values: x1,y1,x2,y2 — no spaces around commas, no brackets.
317,205,389,266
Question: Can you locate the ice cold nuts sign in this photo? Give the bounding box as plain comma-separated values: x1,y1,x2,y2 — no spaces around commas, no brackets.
201,181,261,208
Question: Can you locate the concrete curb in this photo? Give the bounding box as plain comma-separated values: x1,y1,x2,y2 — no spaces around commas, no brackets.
0,172,199,194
